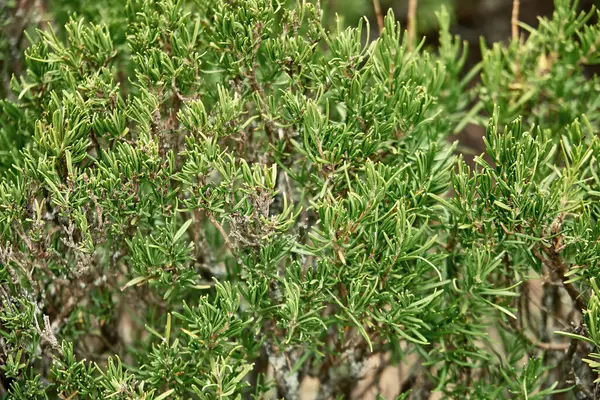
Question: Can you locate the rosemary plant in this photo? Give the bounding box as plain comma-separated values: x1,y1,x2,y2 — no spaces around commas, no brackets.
1,0,600,398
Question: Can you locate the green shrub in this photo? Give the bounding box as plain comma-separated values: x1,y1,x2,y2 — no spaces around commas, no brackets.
1,0,600,399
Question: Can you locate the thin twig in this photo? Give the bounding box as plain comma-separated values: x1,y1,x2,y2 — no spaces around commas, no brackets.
530,338,570,351
206,212,240,261
34,312,60,352
407,0,418,52
511,0,520,41
372,0,384,34
504,319,570,351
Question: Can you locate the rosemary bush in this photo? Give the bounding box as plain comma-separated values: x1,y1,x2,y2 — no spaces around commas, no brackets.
1,0,600,399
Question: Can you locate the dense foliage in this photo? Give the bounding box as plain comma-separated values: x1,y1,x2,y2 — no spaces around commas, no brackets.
1,0,600,398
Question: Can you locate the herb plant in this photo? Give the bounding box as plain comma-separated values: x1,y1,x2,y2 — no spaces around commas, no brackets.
1,0,600,399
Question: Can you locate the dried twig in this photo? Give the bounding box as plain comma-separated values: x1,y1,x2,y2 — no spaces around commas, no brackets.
504,318,570,351
206,212,240,261
511,0,520,41
407,0,418,51
372,0,384,34
34,312,60,351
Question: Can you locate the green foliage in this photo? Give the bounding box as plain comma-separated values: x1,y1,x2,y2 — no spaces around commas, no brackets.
1,0,600,399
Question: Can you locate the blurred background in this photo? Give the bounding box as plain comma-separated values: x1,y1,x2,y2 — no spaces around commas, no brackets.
326,0,600,80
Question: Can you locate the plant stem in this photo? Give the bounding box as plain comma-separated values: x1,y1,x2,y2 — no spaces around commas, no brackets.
407,0,418,51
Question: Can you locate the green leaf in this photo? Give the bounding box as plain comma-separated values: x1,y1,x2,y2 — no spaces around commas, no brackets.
174,219,193,243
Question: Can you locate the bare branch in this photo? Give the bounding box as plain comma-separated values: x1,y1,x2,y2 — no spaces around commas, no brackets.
511,0,520,41
372,0,384,34
407,0,418,51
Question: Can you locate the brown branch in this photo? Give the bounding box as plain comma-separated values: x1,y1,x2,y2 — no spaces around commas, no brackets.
372,0,384,34
504,318,570,351
407,0,418,52
532,247,587,313
561,277,587,313
511,0,520,41
529,337,570,351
